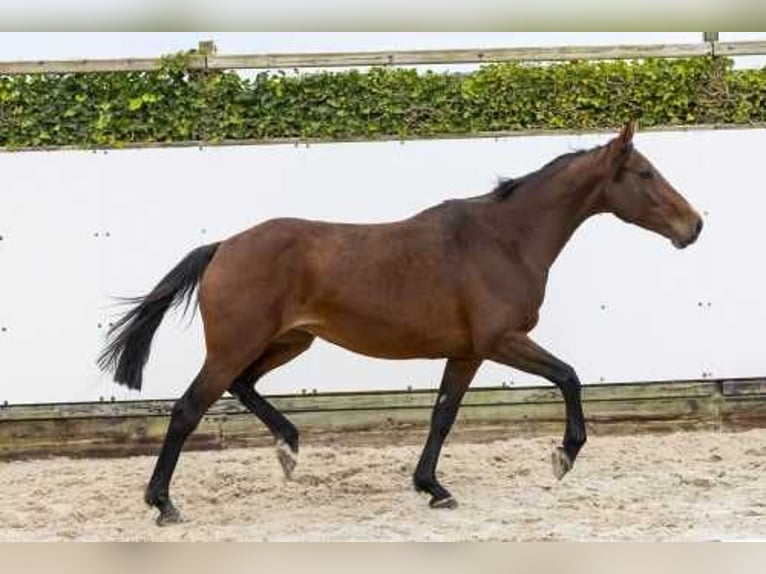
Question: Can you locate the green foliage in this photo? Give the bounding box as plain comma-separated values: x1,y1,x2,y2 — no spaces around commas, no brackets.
1,55,764,149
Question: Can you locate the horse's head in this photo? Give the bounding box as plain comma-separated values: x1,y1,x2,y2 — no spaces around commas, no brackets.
601,122,703,249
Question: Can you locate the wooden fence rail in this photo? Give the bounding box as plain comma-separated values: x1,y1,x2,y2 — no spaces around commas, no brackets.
0,378,764,460
1,40,766,76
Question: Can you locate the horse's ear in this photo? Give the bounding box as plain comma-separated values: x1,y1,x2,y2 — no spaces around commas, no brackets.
618,120,637,146
608,120,637,161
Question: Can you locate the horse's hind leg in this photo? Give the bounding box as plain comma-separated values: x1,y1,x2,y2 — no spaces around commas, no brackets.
228,330,315,479
144,359,242,526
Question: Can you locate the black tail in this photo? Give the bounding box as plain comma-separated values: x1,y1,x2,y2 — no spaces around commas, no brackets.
97,243,220,391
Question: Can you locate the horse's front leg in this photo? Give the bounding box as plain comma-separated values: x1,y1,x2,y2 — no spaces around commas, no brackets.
488,332,586,479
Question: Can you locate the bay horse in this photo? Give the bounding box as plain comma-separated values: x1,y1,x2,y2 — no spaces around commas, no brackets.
99,122,703,525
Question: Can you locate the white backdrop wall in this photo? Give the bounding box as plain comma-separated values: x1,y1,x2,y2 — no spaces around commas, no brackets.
0,128,763,404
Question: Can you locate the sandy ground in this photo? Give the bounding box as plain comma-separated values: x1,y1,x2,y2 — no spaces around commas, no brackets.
0,429,764,541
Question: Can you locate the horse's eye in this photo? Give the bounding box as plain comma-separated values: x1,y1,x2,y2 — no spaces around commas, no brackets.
639,170,653,180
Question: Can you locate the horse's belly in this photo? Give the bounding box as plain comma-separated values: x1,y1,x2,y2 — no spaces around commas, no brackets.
294,313,471,360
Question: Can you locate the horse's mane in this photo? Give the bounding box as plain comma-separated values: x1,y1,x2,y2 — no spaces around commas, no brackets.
482,148,591,202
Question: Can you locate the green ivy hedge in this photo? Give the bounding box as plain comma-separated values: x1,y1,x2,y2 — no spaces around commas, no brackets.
0,55,764,149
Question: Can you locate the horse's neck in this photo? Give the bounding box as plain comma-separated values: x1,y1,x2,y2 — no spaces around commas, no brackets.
493,157,606,272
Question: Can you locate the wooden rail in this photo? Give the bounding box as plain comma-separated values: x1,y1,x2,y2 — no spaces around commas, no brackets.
0,378,763,460
1,40,765,76
2,122,765,155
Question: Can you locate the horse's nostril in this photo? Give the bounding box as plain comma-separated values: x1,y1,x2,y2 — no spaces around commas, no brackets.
695,218,704,237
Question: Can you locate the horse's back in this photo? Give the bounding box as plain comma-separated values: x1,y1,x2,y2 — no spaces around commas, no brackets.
201,210,474,359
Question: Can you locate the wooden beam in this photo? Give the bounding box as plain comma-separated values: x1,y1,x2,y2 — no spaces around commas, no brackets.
722,379,766,396
205,43,712,71
0,41,744,76
0,56,205,75
713,40,766,57
0,379,763,460
0,379,725,421
3,122,766,156
1,40,763,77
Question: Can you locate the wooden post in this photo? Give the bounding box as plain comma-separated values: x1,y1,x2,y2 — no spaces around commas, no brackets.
197,40,218,56
704,32,719,56
197,41,217,73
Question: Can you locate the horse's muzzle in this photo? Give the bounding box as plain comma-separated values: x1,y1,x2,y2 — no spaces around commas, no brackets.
672,216,704,249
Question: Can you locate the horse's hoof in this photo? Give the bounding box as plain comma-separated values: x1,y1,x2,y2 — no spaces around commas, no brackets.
551,447,573,481
276,439,297,480
155,505,182,527
430,496,458,510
